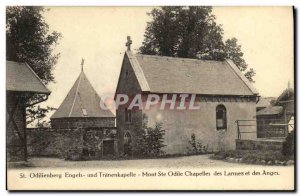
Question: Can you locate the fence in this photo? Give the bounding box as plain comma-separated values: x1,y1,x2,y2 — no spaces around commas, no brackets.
236,119,294,140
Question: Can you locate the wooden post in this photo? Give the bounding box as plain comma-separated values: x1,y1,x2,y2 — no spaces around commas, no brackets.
284,108,288,137
22,97,28,162
262,119,265,138
237,120,240,140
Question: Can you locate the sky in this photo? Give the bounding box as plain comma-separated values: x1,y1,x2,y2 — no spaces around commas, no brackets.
40,6,294,120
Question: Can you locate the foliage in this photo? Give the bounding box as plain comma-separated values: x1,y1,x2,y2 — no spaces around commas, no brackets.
187,133,208,155
26,105,55,127
224,38,256,82
6,6,61,84
139,6,255,82
282,131,294,156
6,6,61,127
133,123,166,157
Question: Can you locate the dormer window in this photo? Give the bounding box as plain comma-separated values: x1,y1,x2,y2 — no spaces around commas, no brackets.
125,70,129,77
82,108,88,116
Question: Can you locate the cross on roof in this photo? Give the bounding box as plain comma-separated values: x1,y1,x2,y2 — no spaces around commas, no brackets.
81,58,85,72
126,36,132,51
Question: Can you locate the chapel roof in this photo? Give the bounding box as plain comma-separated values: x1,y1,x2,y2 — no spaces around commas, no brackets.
125,51,259,96
51,71,114,119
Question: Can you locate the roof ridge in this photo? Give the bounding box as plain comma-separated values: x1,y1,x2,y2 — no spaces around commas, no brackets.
126,51,151,91
135,53,225,63
24,62,51,94
225,59,259,95
68,72,83,117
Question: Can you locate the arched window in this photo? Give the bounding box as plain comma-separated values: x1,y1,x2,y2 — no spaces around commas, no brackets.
216,105,227,130
124,132,132,145
124,132,132,156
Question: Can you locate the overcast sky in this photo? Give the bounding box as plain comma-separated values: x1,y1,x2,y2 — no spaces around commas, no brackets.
41,6,294,119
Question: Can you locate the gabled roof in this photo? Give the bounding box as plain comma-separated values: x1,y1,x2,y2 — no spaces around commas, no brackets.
256,97,276,108
6,61,51,94
275,88,294,105
256,106,283,116
125,52,258,96
51,71,114,119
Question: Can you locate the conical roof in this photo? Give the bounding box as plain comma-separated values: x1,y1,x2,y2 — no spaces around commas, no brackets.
51,71,114,119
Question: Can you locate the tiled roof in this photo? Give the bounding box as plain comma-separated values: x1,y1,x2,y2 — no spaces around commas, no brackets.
51,71,114,119
256,97,276,108
6,61,50,94
127,52,258,96
275,88,294,105
256,106,283,116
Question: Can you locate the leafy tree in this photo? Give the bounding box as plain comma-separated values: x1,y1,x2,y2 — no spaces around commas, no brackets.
6,6,61,84
6,6,61,127
224,38,255,82
140,6,255,82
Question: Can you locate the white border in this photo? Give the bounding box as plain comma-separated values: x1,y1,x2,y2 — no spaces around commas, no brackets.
1,1,298,195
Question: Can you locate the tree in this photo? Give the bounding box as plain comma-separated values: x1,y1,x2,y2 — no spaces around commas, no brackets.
26,105,55,127
6,6,61,85
224,38,256,82
140,6,255,82
6,6,61,127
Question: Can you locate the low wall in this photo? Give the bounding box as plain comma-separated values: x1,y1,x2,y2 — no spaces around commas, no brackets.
27,127,118,160
236,139,284,151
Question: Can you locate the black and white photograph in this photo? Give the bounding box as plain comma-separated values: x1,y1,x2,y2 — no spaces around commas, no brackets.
5,6,294,191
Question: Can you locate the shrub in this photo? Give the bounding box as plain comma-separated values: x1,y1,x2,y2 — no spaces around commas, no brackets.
187,133,208,155
132,123,166,158
282,131,294,156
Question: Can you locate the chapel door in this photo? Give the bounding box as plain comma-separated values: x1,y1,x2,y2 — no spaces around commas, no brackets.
102,140,115,156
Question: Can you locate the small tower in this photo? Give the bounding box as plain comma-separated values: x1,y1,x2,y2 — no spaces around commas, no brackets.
51,60,115,129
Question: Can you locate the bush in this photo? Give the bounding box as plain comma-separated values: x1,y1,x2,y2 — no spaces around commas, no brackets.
132,123,166,158
187,133,208,155
282,131,294,156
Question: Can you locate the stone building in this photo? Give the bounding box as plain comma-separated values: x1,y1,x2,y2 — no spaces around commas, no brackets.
51,68,115,129
115,50,259,155
6,61,51,161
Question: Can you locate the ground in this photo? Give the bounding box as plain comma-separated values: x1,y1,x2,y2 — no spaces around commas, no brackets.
8,154,294,169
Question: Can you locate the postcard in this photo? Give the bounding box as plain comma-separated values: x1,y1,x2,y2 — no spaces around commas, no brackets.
6,6,294,191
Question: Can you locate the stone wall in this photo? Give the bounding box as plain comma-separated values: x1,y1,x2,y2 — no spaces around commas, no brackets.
27,127,118,160
115,53,143,156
